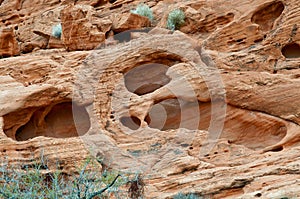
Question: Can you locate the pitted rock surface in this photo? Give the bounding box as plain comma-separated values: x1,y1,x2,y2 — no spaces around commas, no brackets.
0,0,300,198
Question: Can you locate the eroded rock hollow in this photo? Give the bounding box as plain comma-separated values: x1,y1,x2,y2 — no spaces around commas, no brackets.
0,0,300,198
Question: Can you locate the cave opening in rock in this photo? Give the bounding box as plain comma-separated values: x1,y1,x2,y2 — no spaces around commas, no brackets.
145,98,207,131
281,43,300,58
120,116,141,130
124,63,171,95
14,102,90,141
251,1,284,32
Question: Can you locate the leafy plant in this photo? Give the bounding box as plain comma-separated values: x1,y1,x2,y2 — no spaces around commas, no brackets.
52,23,62,39
131,3,154,22
166,9,185,31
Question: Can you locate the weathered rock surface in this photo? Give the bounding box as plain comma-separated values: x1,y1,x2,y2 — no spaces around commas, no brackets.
112,12,151,33
61,5,107,51
0,28,19,57
1,0,300,198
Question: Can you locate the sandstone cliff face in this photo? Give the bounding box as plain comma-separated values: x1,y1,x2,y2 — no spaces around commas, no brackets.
0,0,300,198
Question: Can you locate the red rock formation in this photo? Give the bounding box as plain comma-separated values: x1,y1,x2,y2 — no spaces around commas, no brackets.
112,12,151,33
0,0,300,198
0,28,19,57
61,5,107,51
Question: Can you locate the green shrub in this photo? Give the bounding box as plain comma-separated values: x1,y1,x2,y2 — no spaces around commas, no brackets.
173,192,202,199
52,23,62,39
131,3,154,22
166,9,185,31
0,155,143,199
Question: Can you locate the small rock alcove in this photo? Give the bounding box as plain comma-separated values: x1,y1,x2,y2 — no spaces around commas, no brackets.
145,98,204,131
113,28,151,43
120,116,141,130
281,43,300,58
251,1,284,32
124,63,171,96
7,102,91,141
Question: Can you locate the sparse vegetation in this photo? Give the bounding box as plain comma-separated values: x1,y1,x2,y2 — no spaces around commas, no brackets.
128,174,145,199
166,9,185,31
173,192,202,199
0,155,144,199
131,3,154,22
52,23,62,39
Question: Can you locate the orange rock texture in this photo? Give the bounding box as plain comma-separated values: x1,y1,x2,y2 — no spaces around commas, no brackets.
0,0,300,198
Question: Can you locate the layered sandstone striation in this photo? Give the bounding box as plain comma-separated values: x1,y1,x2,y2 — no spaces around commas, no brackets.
0,0,300,198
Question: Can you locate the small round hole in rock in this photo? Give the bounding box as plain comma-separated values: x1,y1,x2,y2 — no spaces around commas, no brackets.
120,116,141,130
269,145,283,152
255,193,262,197
281,43,300,58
